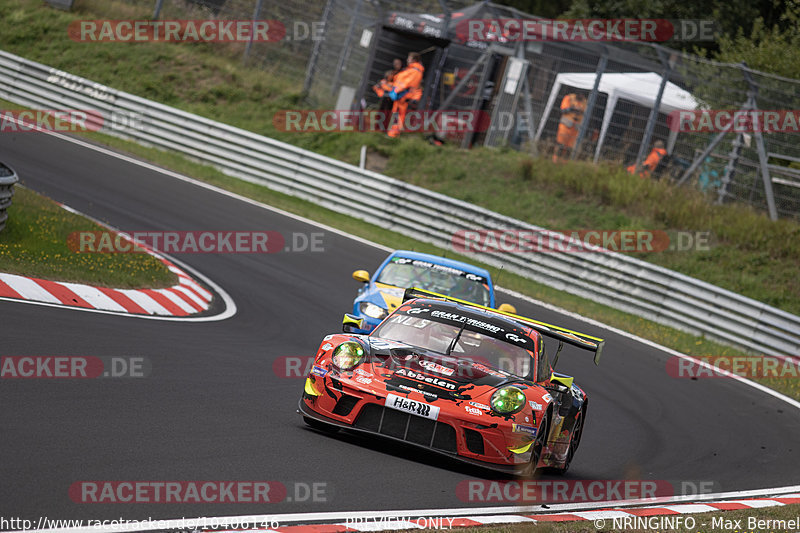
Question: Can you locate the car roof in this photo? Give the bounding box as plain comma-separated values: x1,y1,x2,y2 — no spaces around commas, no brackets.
390,250,493,280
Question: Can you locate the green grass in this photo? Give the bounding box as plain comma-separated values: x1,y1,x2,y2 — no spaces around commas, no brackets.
1,0,798,314
0,186,176,288
396,503,800,532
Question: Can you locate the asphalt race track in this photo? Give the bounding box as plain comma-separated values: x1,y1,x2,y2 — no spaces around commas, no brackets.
1,129,798,522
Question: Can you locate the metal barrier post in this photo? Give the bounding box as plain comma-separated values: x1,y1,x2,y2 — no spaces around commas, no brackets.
571,51,607,160
633,50,673,175
243,0,264,63
303,0,334,95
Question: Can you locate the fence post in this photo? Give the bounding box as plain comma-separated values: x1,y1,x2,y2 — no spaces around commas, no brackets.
331,0,364,95
152,0,164,19
424,0,452,110
243,0,265,63
462,46,495,148
633,50,674,175
571,50,607,160
517,43,537,156
717,128,745,205
739,66,779,220
303,0,335,96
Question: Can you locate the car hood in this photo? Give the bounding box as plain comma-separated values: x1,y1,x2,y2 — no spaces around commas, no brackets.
367,283,405,313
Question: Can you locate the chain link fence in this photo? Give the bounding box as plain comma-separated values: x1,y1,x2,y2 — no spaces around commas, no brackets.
117,0,327,85
104,1,800,220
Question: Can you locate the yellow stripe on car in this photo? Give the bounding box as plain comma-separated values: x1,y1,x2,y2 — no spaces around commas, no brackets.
508,442,534,454
304,377,322,396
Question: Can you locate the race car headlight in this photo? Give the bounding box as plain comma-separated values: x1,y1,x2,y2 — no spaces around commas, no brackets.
332,341,365,371
491,386,526,415
359,301,387,320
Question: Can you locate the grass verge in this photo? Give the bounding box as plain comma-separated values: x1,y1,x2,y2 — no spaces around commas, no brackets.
0,0,798,314
0,185,176,288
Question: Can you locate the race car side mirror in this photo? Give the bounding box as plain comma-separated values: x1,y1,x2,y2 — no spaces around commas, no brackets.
497,303,517,314
352,270,370,283
342,313,365,333
550,372,574,388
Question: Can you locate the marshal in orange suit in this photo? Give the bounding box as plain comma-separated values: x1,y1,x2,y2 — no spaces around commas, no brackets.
387,52,425,138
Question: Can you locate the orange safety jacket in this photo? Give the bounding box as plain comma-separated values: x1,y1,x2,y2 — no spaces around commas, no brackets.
559,93,586,128
627,147,667,176
373,78,393,98
391,61,425,102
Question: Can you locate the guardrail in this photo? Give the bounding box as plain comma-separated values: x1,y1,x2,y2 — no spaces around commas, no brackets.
0,161,19,233
1,49,797,358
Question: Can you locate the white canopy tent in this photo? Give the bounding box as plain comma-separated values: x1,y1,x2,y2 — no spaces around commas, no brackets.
535,72,700,162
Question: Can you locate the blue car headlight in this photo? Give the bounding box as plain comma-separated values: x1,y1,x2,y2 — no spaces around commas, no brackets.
332,341,365,371
359,301,387,320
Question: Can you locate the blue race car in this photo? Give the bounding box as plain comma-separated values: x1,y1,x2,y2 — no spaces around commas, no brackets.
349,250,515,333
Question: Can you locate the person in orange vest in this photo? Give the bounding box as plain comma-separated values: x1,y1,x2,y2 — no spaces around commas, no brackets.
373,58,403,109
387,52,424,138
552,93,587,162
373,58,404,131
627,140,667,178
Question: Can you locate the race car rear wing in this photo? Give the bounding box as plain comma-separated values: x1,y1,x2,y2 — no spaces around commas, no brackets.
402,287,604,365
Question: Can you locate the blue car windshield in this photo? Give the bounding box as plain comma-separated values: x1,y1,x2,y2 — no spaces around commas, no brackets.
376,259,491,306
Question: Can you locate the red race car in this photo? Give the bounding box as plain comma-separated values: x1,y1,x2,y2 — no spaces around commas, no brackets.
298,289,605,476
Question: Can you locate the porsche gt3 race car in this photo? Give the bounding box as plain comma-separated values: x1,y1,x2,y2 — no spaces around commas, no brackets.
348,250,515,333
299,288,605,476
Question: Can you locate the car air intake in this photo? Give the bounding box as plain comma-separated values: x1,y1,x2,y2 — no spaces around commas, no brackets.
355,403,457,453
332,394,360,416
463,428,485,455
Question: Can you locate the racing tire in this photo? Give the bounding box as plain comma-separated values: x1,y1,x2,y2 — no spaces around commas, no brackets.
523,411,550,478
553,407,586,476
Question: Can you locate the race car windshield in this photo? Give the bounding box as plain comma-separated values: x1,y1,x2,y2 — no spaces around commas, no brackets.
376,260,491,306
373,314,531,377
